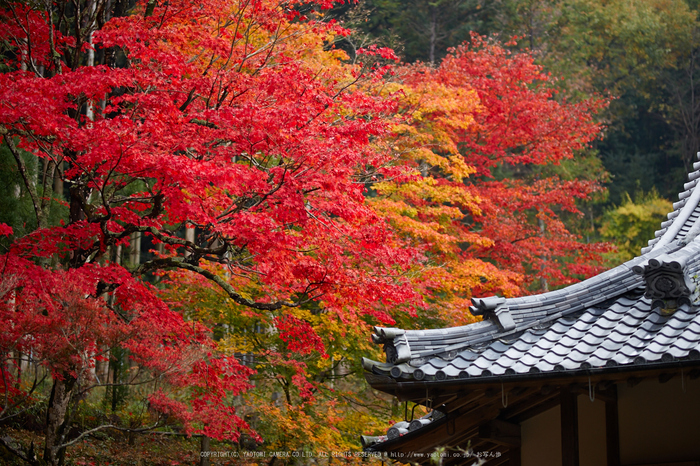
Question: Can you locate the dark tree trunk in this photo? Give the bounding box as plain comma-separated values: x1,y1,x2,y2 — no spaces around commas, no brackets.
200,436,211,466
44,375,76,466
429,5,437,66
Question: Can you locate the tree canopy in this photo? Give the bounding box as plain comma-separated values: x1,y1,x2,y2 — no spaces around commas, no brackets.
0,0,612,463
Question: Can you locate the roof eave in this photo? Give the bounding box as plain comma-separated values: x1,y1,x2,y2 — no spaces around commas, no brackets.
365,354,700,400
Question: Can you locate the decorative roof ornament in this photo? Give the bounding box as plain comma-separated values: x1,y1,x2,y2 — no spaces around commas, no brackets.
633,256,693,312
470,296,515,331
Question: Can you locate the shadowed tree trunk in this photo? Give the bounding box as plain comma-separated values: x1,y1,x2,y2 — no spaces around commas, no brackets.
44,375,76,466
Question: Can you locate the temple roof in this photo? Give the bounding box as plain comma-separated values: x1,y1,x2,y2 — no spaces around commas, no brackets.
362,156,700,451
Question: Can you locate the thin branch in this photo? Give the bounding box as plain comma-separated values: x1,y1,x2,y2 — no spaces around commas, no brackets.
58,418,165,449
2,133,43,227
0,435,38,465
135,257,300,310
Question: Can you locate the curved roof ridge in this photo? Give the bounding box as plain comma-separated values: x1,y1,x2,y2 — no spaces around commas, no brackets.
644,153,700,253
371,242,691,365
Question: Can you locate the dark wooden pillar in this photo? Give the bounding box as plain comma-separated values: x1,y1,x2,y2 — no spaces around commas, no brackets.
508,447,521,466
560,386,579,466
605,385,620,466
479,419,521,465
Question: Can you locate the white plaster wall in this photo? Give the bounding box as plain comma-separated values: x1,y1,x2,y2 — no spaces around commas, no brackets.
578,394,607,466
618,376,700,465
521,405,562,466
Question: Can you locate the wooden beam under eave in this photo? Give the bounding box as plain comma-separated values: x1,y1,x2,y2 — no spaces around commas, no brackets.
377,404,501,459
560,386,579,466
502,393,560,424
626,376,642,387
478,419,521,447
570,382,617,403
605,384,620,466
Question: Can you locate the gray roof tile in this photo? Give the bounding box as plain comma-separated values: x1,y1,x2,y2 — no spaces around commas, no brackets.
560,359,581,370
600,339,624,351
651,333,677,347
543,353,565,365
612,353,634,365
592,346,617,360
527,345,551,358
639,349,663,361
617,344,642,359
572,340,598,354
473,358,493,370
534,360,556,372
564,327,588,340
426,358,449,369
670,309,694,322
510,361,531,373
666,346,691,358
627,307,650,320
673,336,700,351
563,349,591,363
518,353,541,367
684,320,700,335
625,334,649,348
585,355,606,367
581,333,603,346
659,324,687,339
643,341,670,355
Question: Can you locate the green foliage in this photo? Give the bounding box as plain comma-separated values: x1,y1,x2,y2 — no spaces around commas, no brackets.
0,143,38,239
544,0,697,205
600,189,673,263
159,269,417,457
344,0,496,63
0,142,68,242
597,119,685,205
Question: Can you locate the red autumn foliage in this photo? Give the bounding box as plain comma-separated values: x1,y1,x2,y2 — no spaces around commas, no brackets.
433,36,610,287
0,0,420,462
372,35,611,324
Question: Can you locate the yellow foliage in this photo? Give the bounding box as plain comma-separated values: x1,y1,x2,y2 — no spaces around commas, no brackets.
601,190,673,263
374,177,481,211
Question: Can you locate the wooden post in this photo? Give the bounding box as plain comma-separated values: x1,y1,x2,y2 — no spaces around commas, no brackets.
560,386,579,466
478,419,521,447
605,385,620,466
508,447,521,466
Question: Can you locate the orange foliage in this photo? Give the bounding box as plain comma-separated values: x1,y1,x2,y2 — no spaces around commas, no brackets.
370,35,611,325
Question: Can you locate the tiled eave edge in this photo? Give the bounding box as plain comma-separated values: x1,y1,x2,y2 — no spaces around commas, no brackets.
370,256,648,365
364,350,700,397
361,412,452,453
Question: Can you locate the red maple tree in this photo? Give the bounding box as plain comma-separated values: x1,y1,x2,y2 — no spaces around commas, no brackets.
0,0,419,463
434,36,610,287
371,35,610,324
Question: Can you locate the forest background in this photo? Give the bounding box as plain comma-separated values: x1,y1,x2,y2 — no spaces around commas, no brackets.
0,0,697,464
